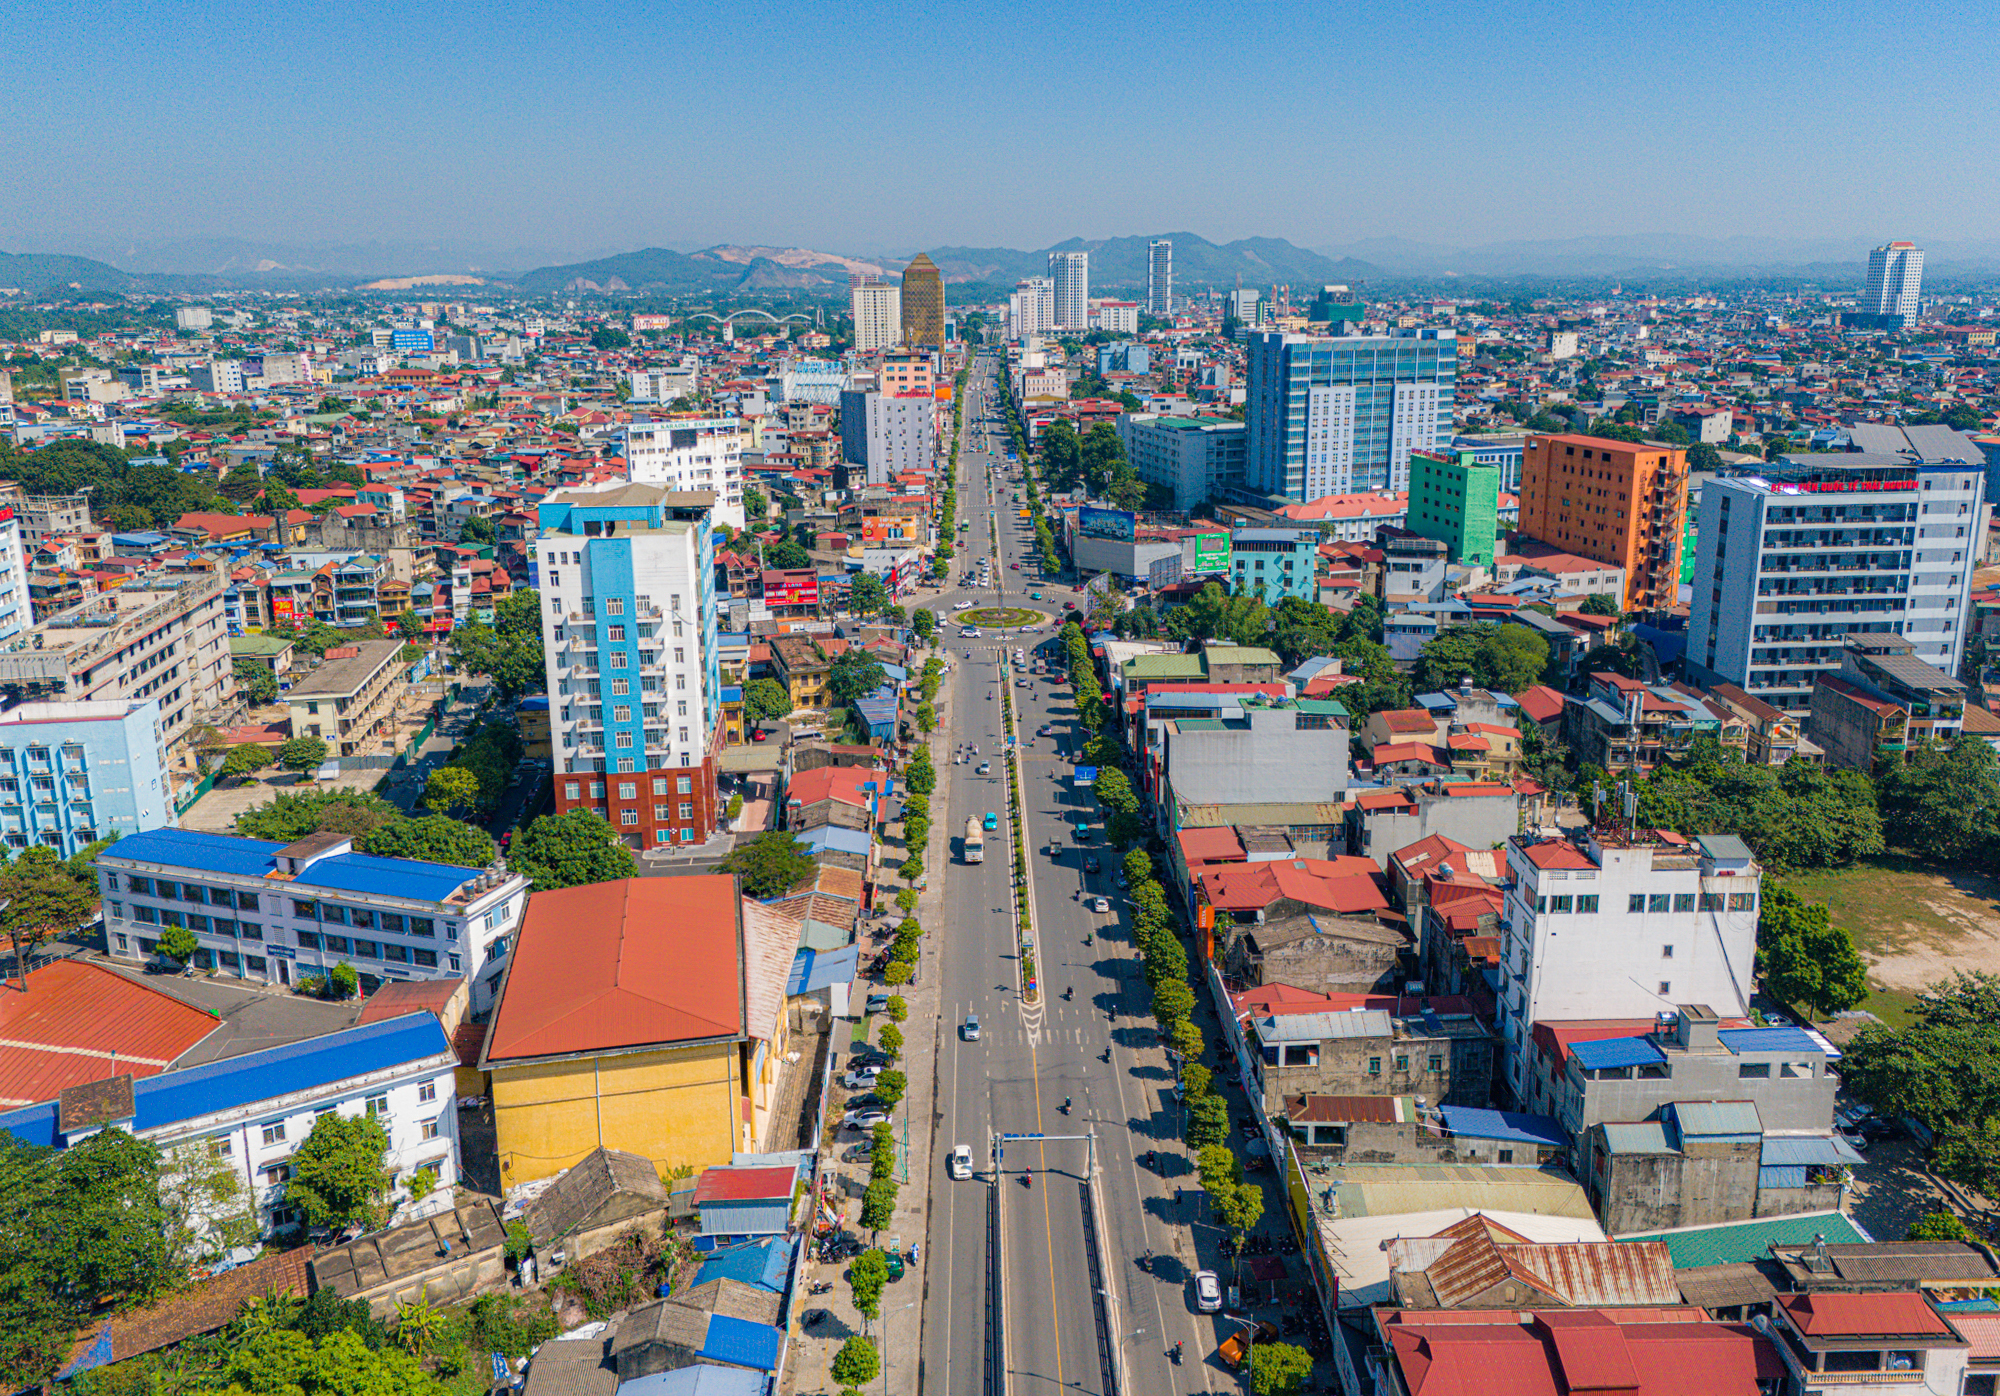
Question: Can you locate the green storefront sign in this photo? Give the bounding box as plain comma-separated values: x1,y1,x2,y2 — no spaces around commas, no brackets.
1190,531,1232,574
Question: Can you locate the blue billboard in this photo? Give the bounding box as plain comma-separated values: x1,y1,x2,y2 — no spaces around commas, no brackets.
1077,507,1136,543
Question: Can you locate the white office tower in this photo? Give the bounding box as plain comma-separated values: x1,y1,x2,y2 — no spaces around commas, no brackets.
1010,278,1055,340
1865,242,1924,319
1049,251,1089,330
850,276,902,352
1147,240,1173,316
619,417,747,529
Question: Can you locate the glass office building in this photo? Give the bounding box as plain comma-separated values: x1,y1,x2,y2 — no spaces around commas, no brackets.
1245,330,1457,499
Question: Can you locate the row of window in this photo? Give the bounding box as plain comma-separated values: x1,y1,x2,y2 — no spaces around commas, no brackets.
125,876,260,908
567,777,695,801
296,932,441,967
1532,891,1757,915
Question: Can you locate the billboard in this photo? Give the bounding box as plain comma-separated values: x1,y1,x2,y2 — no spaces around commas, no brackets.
1077,507,1136,543
1148,554,1183,590
762,570,820,608
1188,531,1232,575
271,595,298,622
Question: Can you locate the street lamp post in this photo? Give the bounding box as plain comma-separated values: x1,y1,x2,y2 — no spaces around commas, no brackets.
882,1297,917,1395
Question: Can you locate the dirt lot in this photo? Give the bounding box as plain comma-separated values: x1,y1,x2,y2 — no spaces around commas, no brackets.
1779,856,2000,1025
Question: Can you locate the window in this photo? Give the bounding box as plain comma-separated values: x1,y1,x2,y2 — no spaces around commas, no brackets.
237,891,259,911
260,1163,291,1186
135,905,157,924
364,1094,390,1118
618,782,637,799
566,782,580,800
652,777,668,795
261,1122,287,1146
383,943,408,963
1394,1055,1409,1073
1628,893,1646,913
615,731,633,748
1368,1057,1382,1076
447,954,461,972
655,805,670,821
1673,893,1696,912
1576,895,1599,914
1547,895,1573,913
1662,944,1674,958
382,912,405,933
209,1134,232,1158
1728,892,1756,912
1699,893,1725,911
352,940,378,959
295,930,320,950
351,908,375,930
677,776,692,794
418,1080,437,1104
127,875,152,895
589,781,605,798
605,598,624,615
1738,1062,1771,1079
679,802,694,820
420,1117,441,1141
1428,1054,1443,1073
410,917,434,937
621,810,639,826
608,625,625,642
1658,981,1671,995
293,900,317,919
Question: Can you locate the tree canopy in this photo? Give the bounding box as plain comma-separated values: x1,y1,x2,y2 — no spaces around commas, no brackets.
1634,738,1882,872
288,1113,394,1232
722,830,817,899
1413,621,1549,694
1877,737,2000,868
356,816,495,868
743,677,792,722
1756,887,1869,1019
1843,973,2000,1195
827,649,887,706
509,810,637,890
447,589,547,699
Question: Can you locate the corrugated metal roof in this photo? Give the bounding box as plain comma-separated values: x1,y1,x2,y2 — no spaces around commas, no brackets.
1670,1100,1763,1138
1759,1165,1810,1189
787,945,859,996
1760,1135,1864,1167
619,1369,766,1396
1620,1209,1870,1266
1568,1036,1666,1071
1262,1009,1390,1041
293,851,482,901
1289,1094,1407,1124
1718,1026,1824,1056
103,828,286,878
0,961,219,1107
700,1313,782,1370
691,1238,789,1293
1601,1122,1673,1155
694,1164,797,1204
1437,1106,1568,1149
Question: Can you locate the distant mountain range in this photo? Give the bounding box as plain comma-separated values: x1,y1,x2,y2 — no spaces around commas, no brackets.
11,230,2000,300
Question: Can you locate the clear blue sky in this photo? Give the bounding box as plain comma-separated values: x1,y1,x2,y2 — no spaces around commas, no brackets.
4,0,1996,263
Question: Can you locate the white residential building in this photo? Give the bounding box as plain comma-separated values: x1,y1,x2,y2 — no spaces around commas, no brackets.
1050,251,1089,330
629,357,700,403
1497,830,1761,1107
0,1011,461,1237
850,277,902,353
1688,431,1986,709
1864,241,1924,319
619,416,746,529
174,307,213,332
190,359,244,395
1091,300,1140,335
0,503,28,644
99,828,529,1009
839,388,937,485
1010,278,1055,341
533,485,725,851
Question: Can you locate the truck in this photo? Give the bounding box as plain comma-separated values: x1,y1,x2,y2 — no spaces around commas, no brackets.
963,817,985,864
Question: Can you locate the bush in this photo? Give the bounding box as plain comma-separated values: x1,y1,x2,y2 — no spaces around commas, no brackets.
328,962,359,999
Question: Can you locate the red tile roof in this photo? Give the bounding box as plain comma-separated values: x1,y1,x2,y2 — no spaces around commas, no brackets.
1199,857,1389,915
482,878,743,1063
692,1163,798,1204
0,961,219,1108
1383,1306,1782,1396
1518,840,1596,870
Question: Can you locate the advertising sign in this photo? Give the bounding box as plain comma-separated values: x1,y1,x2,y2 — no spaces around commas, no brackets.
1077,507,1136,543
762,570,820,608
271,595,297,622
1148,554,1183,590
1188,531,1232,575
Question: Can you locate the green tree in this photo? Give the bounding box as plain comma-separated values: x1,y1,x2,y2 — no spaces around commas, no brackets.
1185,1094,1229,1148
510,810,638,890
234,659,279,705
221,743,276,782
832,1336,880,1386
0,1130,178,1385
356,816,495,867
722,830,817,898
0,863,98,986
288,1113,393,1232
1579,593,1623,617
1908,1210,1970,1242
848,1248,889,1320
1414,622,1549,695
1152,979,1195,1029
421,766,483,818
910,609,936,644
767,539,812,570
847,573,890,617
1842,973,2000,1194
158,1139,258,1272
1687,441,1724,473
859,1178,897,1230
458,514,498,546
220,1328,435,1396
1877,737,2000,867
1250,1341,1315,1396
157,922,201,965
236,787,402,841
589,326,632,350
328,962,359,1000
744,677,792,723
278,736,329,776
827,650,887,706
873,1069,908,1108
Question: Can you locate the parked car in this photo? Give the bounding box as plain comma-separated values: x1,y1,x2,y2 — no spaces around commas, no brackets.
750,728,769,742
1194,1270,1222,1313
841,1067,883,1090
865,993,891,1014
843,1107,891,1130
950,1144,974,1180
1090,896,1110,913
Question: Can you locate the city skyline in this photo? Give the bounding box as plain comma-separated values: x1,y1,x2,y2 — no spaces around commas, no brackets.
6,0,2000,259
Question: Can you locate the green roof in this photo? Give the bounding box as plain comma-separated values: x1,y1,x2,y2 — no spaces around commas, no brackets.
1295,698,1351,718
1620,1210,1870,1268
1203,645,1281,667
1123,655,1205,680
230,634,294,657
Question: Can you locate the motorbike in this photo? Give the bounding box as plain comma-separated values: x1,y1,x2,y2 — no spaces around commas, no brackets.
1171,1343,1183,1366
1063,986,1073,1000
1083,933,1093,945
808,1280,834,1296
1060,1097,1071,1114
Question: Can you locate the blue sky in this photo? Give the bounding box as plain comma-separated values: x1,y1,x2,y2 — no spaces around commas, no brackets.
4,0,1996,264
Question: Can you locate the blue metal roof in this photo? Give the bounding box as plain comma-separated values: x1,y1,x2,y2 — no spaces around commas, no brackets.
134,1012,451,1132
106,827,286,877
1760,1135,1864,1167
292,851,481,902
1718,1026,1824,1056
1568,1037,1666,1071
692,1237,790,1293
700,1314,782,1371
1437,1106,1569,1149
788,945,860,996
618,1369,765,1396
798,825,870,856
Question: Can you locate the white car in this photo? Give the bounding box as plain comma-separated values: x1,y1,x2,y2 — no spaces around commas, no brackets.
843,1107,891,1130
1090,896,1110,913
960,627,978,637
950,1144,974,1180
1194,1270,1222,1312
953,601,973,611
841,1066,883,1090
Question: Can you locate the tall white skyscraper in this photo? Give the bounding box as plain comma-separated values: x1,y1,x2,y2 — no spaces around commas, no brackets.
1049,251,1089,330
1147,240,1173,316
1010,277,1055,340
850,276,902,351
1865,241,1924,319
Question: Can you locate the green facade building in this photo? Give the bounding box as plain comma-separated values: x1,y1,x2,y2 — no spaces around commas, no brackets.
1407,448,1501,566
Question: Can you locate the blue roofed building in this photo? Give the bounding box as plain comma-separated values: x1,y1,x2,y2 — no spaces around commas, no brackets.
0,1010,458,1237
97,826,530,1010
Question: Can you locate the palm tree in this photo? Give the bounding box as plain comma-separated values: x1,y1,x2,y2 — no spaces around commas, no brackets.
396,1287,444,1358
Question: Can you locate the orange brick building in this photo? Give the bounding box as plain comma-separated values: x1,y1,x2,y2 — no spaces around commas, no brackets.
1517,434,1687,610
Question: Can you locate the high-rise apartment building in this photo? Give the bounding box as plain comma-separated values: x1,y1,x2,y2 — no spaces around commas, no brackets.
1518,434,1686,611
1147,240,1172,316
0,505,28,644
849,275,901,352
1009,278,1054,340
839,386,939,486
1049,251,1089,330
1244,330,1457,499
899,253,945,348
534,485,723,851
619,417,746,529
1407,448,1501,566
1865,241,1924,319
1686,429,1985,709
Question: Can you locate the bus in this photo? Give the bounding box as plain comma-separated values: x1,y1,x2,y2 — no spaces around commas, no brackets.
963,816,986,864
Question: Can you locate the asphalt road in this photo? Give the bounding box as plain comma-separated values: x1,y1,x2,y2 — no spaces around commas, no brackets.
922,354,1231,1396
